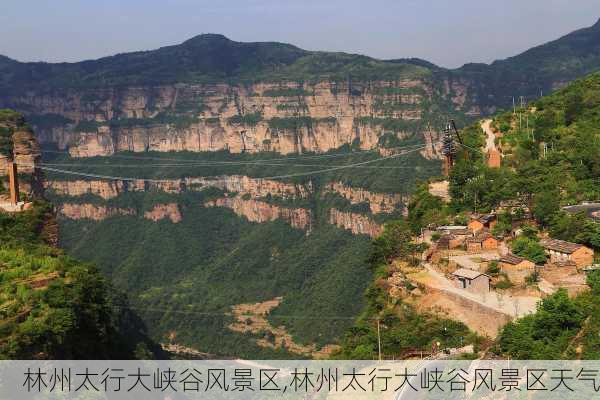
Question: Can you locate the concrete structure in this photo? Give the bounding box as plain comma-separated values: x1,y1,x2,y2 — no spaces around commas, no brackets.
466,233,498,253
540,238,594,268
452,268,490,293
499,254,536,284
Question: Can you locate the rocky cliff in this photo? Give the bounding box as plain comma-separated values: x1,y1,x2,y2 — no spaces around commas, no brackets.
324,181,408,214
5,78,465,159
328,208,383,237
58,203,136,221
58,202,181,223
46,174,310,199
205,195,312,231
143,203,182,223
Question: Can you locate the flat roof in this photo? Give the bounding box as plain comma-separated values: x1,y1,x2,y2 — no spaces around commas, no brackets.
452,268,488,280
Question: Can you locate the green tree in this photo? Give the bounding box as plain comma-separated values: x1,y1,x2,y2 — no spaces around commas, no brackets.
511,236,547,264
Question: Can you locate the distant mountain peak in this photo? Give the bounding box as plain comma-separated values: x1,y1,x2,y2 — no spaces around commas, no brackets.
182,33,232,45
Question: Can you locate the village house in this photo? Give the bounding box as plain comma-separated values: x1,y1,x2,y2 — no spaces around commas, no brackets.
465,233,498,253
436,234,463,250
540,238,594,267
436,225,468,234
452,268,491,293
499,254,536,284
468,214,497,233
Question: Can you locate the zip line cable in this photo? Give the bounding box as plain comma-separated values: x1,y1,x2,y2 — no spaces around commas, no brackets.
40,143,425,165
35,146,426,183
39,162,422,170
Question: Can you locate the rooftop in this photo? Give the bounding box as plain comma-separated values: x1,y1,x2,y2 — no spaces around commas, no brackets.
540,238,583,254
452,268,488,280
466,233,494,243
500,254,528,265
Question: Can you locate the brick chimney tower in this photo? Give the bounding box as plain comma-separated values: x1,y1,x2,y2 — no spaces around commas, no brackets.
8,161,19,205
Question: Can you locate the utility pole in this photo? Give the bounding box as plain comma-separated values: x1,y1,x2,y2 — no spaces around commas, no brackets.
377,319,382,361
441,122,456,176
512,97,516,115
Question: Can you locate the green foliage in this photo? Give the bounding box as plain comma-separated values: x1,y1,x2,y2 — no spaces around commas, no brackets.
486,260,500,275
0,202,160,359
268,116,314,131
407,183,448,234
262,88,313,97
511,236,547,264
336,220,473,359
27,113,74,130
354,117,419,133
498,289,585,359
525,270,540,285
494,278,514,290
227,112,263,126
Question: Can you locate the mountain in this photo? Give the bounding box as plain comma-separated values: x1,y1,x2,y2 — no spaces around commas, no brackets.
453,18,600,111
2,20,600,358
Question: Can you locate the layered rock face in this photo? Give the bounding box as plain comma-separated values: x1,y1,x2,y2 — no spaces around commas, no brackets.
58,202,181,223
325,181,407,214
58,203,135,221
46,175,310,199
143,203,182,223
205,195,312,231
328,208,383,237
7,79,470,158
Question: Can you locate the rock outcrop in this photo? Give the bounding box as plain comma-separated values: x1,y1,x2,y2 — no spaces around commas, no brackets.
205,195,312,231
46,175,311,200
328,208,383,237
325,181,406,214
58,202,182,223
143,203,182,223
58,203,135,221
5,80,460,159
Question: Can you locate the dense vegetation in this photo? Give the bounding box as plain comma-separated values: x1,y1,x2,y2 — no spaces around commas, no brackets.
336,221,477,359
498,271,600,359
0,202,160,359
445,72,600,251
42,134,440,357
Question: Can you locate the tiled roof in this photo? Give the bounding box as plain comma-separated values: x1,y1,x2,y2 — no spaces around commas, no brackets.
452,268,487,280
540,238,582,254
479,214,496,224
500,254,527,265
466,233,494,243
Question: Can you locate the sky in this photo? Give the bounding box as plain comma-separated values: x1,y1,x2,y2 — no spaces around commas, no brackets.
1,1,600,69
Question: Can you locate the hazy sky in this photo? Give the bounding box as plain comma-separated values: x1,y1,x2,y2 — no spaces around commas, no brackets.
2,1,600,68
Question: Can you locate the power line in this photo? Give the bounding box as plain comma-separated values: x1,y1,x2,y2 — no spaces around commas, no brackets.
36,146,425,183
39,162,421,170
40,143,425,165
